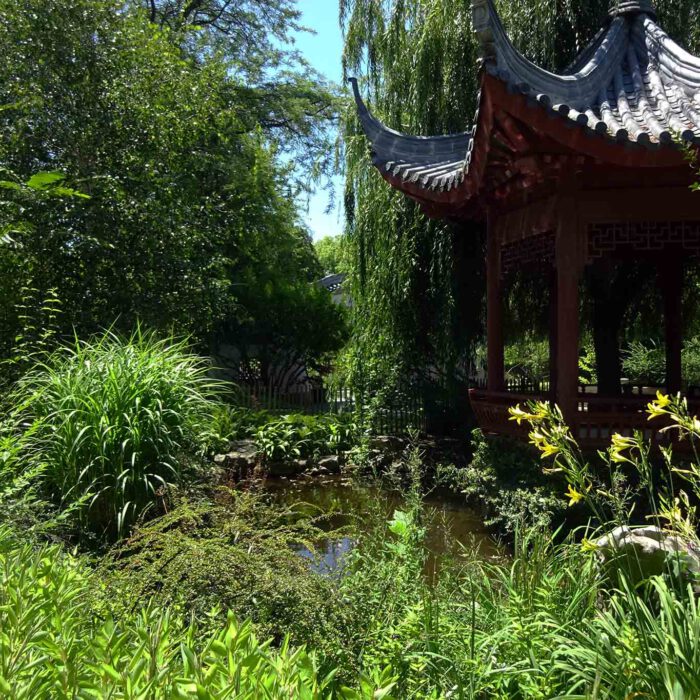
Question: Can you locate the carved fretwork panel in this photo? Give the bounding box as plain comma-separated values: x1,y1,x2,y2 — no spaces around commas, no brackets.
588,221,700,260
501,231,555,277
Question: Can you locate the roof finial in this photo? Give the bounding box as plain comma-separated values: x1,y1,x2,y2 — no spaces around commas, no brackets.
608,1,657,19
471,0,497,63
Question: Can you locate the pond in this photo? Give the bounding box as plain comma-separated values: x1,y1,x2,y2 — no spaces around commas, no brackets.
261,474,500,576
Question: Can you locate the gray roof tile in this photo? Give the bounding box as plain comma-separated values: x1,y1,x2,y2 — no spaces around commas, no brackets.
352,0,700,196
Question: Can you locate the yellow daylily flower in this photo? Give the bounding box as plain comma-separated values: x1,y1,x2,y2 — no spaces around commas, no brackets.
655,391,672,408
509,405,539,425
528,430,546,448
647,391,672,420
581,538,598,553
610,433,636,463
565,484,584,507
540,442,560,458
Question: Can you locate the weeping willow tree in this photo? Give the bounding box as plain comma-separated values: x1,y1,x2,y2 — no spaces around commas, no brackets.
340,0,700,427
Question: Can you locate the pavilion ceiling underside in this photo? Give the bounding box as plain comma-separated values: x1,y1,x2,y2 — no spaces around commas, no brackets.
352,0,700,216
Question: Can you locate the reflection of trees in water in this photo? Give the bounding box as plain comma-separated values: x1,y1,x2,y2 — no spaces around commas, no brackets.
264,476,500,576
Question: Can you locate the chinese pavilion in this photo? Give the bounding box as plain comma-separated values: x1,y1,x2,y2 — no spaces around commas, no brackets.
352,0,700,448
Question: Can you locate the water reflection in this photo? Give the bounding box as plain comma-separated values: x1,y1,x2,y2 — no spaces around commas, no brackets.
262,475,500,576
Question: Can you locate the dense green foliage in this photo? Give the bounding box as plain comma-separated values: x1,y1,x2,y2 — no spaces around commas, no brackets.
139,0,340,191
255,414,359,461
623,337,700,385
315,235,349,275
0,0,344,375
0,527,370,698
97,495,353,659
5,380,700,696
212,406,359,460
8,330,218,540
440,430,564,534
341,0,700,406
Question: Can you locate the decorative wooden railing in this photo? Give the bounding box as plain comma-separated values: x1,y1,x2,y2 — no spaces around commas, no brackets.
469,388,700,450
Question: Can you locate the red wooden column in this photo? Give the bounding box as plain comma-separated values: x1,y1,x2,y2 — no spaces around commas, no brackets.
660,256,683,394
555,195,582,427
548,270,558,400
487,209,505,392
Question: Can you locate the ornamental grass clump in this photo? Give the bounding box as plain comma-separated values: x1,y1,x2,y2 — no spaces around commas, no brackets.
11,328,221,540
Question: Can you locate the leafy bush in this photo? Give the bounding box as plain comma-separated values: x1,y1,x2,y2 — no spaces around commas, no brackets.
0,526,398,699
209,407,360,462
622,339,667,384
9,329,221,540
623,337,700,385
209,405,272,443
96,492,356,671
439,429,565,534
0,421,60,538
504,336,549,383
256,413,359,462
683,337,700,385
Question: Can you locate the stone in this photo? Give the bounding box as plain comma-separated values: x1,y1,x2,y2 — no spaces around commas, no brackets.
213,440,259,478
317,455,341,473
368,436,406,453
595,526,700,584
267,459,311,477
227,439,257,455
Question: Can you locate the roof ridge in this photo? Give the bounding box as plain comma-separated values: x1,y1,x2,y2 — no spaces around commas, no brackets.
472,0,631,110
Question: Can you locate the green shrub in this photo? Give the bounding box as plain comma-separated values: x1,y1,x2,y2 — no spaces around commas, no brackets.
10,328,221,540
256,413,359,462
682,336,700,385
0,526,399,699
439,429,565,534
209,408,360,462
210,405,272,443
622,339,666,384
504,336,549,383
0,420,60,538
96,492,356,671
623,337,700,385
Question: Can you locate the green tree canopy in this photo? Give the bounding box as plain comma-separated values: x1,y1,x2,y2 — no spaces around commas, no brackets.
0,0,345,374
314,236,348,276
138,0,342,194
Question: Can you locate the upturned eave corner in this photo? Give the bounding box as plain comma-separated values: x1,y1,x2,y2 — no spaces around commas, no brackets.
471,0,497,65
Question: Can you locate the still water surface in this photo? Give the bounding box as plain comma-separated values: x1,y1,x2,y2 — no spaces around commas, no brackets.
262,475,500,575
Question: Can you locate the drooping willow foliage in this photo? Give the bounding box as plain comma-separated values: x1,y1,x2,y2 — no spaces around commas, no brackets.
340,0,700,418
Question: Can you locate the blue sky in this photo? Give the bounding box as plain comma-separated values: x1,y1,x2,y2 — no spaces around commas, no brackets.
294,1,344,240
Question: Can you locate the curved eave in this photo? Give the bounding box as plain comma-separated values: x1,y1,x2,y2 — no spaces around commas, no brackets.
473,0,700,148
483,73,689,170
350,78,473,198
351,2,700,216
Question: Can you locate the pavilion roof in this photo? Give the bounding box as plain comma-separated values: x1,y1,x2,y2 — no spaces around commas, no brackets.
352,0,700,203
